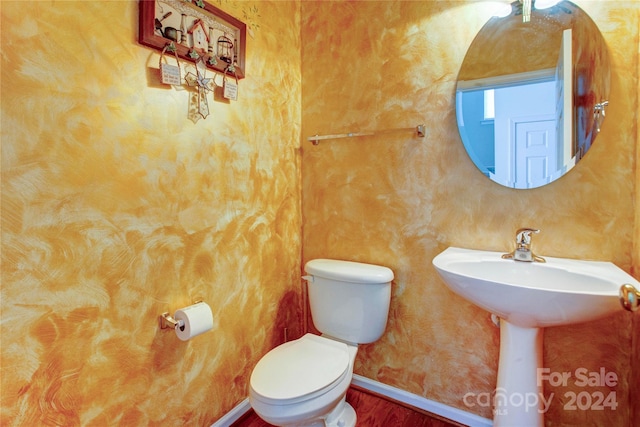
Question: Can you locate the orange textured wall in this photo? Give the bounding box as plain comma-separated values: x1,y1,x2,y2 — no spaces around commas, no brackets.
1,0,638,426
1,0,301,425
633,1,640,420
301,1,638,425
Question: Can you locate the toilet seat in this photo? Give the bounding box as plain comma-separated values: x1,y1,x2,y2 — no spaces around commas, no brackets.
250,334,350,404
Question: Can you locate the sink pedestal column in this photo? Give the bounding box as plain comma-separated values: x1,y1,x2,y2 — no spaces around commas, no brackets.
494,321,545,427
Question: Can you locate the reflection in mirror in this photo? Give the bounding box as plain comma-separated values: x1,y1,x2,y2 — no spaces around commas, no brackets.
456,1,610,189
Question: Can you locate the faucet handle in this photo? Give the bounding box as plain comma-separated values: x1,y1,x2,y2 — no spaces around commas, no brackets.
503,228,544,262
516,228,539,246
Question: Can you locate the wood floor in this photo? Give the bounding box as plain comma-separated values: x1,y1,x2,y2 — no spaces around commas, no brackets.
231,385,467,427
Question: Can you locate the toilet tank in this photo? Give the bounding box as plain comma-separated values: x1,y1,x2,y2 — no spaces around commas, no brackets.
304,259,393,344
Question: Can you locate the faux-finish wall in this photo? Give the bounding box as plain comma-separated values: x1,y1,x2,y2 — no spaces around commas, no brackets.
2,0,638,426
1,1,302,425
301,1,638,425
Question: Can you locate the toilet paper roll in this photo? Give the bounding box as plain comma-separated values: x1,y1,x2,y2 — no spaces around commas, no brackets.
174,302,214,341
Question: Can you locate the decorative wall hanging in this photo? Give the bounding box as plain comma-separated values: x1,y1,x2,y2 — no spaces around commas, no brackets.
222,68,238,101
184,53,214,122
139,0,246,79
159,42,182,85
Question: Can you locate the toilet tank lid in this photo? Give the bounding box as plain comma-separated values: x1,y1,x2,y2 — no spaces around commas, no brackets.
305,259,394,284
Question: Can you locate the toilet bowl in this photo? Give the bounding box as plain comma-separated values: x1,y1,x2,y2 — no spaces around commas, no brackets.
249,333,358,427
249,259,394,427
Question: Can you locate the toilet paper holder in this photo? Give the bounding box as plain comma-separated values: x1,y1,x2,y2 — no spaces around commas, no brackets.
159,312,185,330
159,299,203,330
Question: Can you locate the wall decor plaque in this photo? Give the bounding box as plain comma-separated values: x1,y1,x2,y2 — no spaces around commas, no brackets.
139,0,246,79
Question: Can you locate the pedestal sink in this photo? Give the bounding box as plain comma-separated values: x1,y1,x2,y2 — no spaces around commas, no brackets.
432,247,639,427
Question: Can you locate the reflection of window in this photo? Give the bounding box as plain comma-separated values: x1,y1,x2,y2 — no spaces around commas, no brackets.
484,89,495,120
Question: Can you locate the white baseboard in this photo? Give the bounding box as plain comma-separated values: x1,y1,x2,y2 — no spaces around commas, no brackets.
351,374,493,427
211,398,251,427
211,376,493,427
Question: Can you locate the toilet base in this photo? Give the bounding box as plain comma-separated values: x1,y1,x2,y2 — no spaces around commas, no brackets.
258,398,356,427
324,395,358,427
325,401,356,427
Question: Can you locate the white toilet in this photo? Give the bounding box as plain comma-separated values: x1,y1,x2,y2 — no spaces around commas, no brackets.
249,258,394,427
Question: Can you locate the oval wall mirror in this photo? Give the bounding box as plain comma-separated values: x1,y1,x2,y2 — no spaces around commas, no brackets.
456,1,610,189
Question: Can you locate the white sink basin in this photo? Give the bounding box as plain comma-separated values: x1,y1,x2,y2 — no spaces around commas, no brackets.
432,246,637,328
432,246,639,427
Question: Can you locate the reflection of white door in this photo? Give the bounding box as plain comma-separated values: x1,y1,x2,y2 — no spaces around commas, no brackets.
556,29,573,168
514,117,557,188
494,82,556,187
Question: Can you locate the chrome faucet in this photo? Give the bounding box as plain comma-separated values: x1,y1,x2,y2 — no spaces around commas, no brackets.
502,228,546,263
